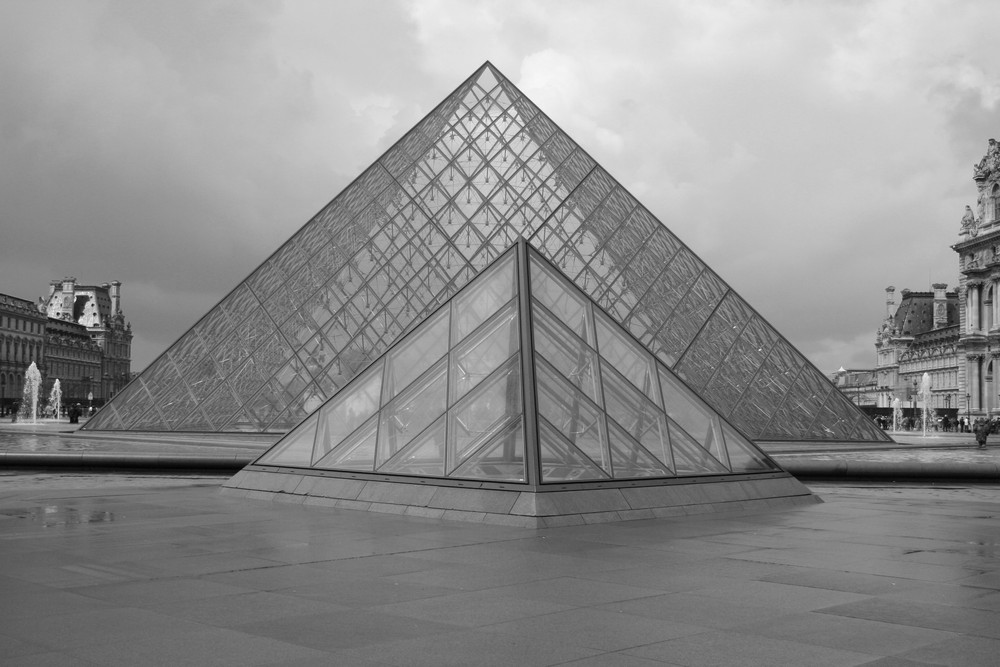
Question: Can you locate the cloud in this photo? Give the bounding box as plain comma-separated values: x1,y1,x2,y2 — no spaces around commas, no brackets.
2,0,997,378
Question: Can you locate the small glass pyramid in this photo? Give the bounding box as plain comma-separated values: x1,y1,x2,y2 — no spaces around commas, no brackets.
254,241,782,485
85,62,888,445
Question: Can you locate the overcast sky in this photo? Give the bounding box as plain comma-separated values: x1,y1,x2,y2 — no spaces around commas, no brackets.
2,0,997,375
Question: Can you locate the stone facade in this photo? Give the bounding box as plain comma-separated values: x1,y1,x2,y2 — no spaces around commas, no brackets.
43,278,133,402
44,318,103,409
836,143,1000,423
0,293,48,416
954,137,1000,419
873,284,960,418
0,279,133,415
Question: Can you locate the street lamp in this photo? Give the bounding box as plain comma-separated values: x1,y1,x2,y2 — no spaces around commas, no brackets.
912,379,918,430
966,393,972,432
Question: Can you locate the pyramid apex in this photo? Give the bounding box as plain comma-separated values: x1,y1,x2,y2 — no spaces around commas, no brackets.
89,62,890,448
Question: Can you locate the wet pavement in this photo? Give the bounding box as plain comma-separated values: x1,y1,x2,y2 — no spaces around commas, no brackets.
0,473,997,665
0,426,998,663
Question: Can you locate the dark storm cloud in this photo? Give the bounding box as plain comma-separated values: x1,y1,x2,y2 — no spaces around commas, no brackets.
2,0,998,374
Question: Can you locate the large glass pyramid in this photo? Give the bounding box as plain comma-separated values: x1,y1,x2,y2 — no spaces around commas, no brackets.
251,241,782,485
84,62,888,444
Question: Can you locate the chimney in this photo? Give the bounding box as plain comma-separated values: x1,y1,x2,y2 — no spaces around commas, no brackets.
110,280,121,315
932,283,949,329
60,277,76,321
885,286,896,318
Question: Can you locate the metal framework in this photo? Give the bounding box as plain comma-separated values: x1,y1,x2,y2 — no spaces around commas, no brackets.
254,241,784,488
84,62,889,444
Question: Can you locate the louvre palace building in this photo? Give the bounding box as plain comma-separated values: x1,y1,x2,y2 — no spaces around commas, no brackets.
0,278,132,415
834,138,1000,427
78,63,896,521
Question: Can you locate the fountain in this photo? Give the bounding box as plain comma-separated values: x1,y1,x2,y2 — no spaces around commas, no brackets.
18,362,42,424
891,397,902,433
919,372,932,436
49,379,62,421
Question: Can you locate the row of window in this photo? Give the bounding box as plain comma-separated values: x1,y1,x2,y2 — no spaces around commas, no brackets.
1,315,45,334
47,361,101,380
2,337,42,364
901,357,958,372
901,370,958,393
106,342,128,358
3,337,106,366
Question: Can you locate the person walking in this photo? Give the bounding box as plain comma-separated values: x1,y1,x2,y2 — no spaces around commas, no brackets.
975,418,990,449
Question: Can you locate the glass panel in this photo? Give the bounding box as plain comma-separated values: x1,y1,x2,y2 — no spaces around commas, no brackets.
704,316,777,418
607,420,673,478
531,305,601,404
450,302,519,403
451,250,516,342
379,416,447,477
731,338,804,439
256,413,318,467
853,415,891,442
173,406,215,432
447,357,521,471
192,307,233,351
450,418,526,483
244,380,286,432
761,368,827,440
266,384,326,433
658,365,724,458
722,423,779,472
198,382,241,430
377,359,448,467
676,293,749,391
530,255,593,343
535,358,609,472
314,416,378,471
600,360,670,463
314,361,384,462
654,269,727,365
669,423,728,475
595,311,660,404
728,400,773,440
222,408,261,432
383,307,450,402
155,383,198,431
810,394,858,440
538,418,609,482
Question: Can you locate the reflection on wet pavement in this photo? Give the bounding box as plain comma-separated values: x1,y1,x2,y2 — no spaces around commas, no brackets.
0,505,117,528
0,429,266,458
778,447,1000,464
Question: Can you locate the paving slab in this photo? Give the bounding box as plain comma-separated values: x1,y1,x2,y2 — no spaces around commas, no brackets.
0,475,997,665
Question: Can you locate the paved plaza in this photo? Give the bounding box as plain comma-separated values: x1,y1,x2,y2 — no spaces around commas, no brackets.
1,467,998,665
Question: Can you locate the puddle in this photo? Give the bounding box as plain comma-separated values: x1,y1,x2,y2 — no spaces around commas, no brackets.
0,505,117,528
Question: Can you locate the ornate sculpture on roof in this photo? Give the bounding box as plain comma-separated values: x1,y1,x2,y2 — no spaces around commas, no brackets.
877,317,897,346
973,138,1000,181
960,204,980,238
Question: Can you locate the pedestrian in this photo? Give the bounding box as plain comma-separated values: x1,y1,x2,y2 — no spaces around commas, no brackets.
975,418,990,449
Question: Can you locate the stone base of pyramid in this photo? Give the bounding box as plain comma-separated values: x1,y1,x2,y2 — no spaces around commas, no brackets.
222,467,819,528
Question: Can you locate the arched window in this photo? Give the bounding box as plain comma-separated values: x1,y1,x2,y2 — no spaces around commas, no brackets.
993,183,1000,223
